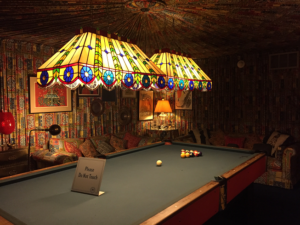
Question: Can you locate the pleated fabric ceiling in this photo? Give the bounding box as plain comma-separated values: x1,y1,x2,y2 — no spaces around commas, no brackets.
151,49,212,91
37,29,166,91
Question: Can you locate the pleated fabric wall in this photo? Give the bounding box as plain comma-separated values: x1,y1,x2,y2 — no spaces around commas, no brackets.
194,49,300,140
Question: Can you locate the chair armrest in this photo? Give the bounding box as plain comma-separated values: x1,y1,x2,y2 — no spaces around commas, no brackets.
282,142,300,184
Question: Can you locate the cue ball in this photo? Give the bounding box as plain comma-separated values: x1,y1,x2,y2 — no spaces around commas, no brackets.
156,160,162,166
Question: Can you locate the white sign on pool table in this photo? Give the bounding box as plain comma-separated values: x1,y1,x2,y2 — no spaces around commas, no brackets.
72,157,106,196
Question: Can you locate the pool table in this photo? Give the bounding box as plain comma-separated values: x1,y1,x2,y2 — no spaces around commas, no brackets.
0,142,266,225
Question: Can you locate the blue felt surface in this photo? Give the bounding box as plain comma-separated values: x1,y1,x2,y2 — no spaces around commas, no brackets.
0,143,257,225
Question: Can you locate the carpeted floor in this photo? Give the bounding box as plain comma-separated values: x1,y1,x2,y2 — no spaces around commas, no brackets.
204,182,300,225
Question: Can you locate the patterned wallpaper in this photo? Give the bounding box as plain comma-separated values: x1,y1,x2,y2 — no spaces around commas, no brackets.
0,39,194,150
194,48,300,140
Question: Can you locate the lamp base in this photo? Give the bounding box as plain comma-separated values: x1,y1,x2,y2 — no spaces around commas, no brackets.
6,143,15,149
160,125,167,130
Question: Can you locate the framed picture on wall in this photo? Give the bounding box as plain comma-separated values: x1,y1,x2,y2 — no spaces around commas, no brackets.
102,88,117,102
122,89,137,98
77,85,100,97
175,91,192,110
139,90,154,121
28,75,72,114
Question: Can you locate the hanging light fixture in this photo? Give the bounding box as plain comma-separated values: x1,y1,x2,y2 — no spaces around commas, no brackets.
37,28,167,91
150,49,212,91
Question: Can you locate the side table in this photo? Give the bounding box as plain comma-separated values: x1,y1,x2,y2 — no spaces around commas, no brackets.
146,128,179,141
0,146,28,178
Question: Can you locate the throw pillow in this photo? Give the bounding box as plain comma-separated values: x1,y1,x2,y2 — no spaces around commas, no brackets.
224,136,246,148
191,128,201,144
96,140,115,154
49,138,61,152
244,134,262,150
209,129,226,146
110,135,127,150
266,131,281,155
124,132,142,149
90,134,111,148
114,131,127,139
270,134,290,156
138,137,156,147
78,139,98,158
64,141,83,159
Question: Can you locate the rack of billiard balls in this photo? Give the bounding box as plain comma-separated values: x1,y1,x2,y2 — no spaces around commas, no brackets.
181,149,202,158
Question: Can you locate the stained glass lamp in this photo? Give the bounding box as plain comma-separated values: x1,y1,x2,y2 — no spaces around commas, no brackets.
151,49,212,91
37,28,166,91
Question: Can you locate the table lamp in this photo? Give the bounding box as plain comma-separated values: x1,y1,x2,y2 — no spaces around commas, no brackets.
28,124,61,171
154,99,172,130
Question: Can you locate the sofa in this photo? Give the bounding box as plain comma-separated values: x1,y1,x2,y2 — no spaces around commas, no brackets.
180,127,300,189
31,132,158,169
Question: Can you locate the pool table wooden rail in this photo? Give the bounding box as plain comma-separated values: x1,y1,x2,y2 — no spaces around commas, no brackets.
141,153,266,225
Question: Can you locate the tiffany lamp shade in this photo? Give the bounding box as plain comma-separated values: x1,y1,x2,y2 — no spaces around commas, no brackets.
37,29,167,91
151,49,212,91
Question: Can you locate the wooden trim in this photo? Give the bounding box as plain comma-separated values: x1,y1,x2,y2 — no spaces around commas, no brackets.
0,216,13,225
221,153,265,179
141,181,219,225
0,161,77,182
142,153,266,225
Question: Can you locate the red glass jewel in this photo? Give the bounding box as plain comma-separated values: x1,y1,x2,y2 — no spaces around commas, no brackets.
0,112,15,134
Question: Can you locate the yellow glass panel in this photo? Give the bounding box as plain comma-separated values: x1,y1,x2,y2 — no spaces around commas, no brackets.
87,47,95,66
96,35,102,50
38,51,61,69
124,43,149,73
102,50,109,69
90,33,96,49
177,56,190,79
47,70,53,80
70,66,79,82
166,53,172,77
71,47,83,64
103,36,110,53
200,70,210,80
112,39,121,55
173,56,183,78
83,32,92,47
57,35,78,52
79,46,89,64
61,48,77,66
134,45,149,60
117,41,134,72
117,55,128,72
161,53,167,75
36,71,42,85
59,66,65,77
78,33,88,47
107,52,114,70
122,42,134,57
135,47,163,75
150,53,156,61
